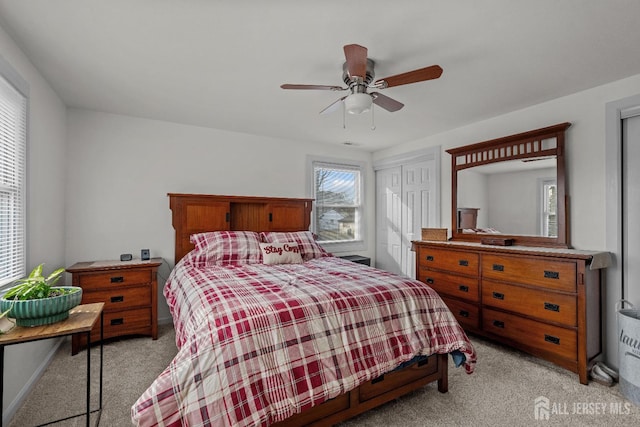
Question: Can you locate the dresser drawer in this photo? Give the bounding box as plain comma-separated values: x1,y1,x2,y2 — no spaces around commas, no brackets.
418,247,479,276
81,286,151,312
482,280,576,326
77,269,152,290
483,308,577,360
441,296,480,330
419,269,479,302
482,254,576,292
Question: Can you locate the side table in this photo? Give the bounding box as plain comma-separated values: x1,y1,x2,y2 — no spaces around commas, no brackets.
0,303,104,427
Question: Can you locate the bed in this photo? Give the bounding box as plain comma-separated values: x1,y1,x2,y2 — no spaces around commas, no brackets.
131,194,476,426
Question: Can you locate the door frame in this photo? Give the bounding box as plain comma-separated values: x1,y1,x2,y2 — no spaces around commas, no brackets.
605,93,640,366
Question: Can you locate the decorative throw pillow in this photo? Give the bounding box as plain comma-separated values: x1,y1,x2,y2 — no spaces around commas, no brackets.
260,231,331,261
189,231,262,265
260,242,303,265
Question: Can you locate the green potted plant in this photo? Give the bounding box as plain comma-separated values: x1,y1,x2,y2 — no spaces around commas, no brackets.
0,264,82,330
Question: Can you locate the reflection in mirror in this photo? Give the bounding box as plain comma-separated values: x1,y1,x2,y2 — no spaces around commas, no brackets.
447,122,571,248
457,157,556,236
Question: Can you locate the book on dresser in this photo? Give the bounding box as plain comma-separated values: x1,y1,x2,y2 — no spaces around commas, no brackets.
66,258,163,355
412,240,611,385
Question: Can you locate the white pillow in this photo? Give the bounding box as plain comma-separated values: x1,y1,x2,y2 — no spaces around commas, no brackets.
260,242,303,265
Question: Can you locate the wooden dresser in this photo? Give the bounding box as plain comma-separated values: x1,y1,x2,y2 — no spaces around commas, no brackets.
413,240,610,384
67,258,163,354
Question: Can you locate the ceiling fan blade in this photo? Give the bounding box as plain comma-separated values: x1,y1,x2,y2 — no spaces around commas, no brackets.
343,44,368,79
371,92,404,112
374,65,443,88
281,84,345,91
319,96,347,115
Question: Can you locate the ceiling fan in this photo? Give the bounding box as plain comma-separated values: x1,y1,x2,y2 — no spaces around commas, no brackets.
281,44,443,115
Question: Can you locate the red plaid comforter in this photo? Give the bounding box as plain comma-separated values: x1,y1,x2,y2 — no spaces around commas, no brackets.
131,257,476,427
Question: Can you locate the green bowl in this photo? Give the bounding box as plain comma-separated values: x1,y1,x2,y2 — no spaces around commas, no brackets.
0,286,83,327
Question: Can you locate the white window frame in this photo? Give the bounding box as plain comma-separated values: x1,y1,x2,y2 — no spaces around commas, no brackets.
539,178,557,237
307,156,366,253
0,56,29,288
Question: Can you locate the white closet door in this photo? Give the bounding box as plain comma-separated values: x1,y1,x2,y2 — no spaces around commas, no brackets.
623,114,640,305
375,158,437,278
375,166,403,275
402,161,436,278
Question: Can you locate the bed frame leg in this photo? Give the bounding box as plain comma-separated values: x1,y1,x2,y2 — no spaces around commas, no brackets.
437,353,449,393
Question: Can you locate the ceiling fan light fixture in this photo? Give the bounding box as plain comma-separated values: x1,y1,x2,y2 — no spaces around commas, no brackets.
344,93,372,114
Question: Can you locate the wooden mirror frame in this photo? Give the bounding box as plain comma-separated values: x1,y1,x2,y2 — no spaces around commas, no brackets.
447,122,571,248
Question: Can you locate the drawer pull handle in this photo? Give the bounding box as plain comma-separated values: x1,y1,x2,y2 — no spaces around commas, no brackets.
110,276,124,283
417,358,429,367
459,285,469,292
371,375,384,384
492,264,504,272
544,270,560,279
426,277,434,284
110,318,124,326
544,302,560,312
493,320,504,328
459,259,469,267
459,310,469,318
111,295,124,303
426,255,434,262
492,292,505,300
544,334,560,345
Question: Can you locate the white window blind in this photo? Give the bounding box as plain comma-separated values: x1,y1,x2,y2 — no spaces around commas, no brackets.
0,72,27,287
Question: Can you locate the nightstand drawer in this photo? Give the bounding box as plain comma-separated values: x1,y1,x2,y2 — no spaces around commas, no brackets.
482,280,576,326
418,247,478,276
81,286,151,311
483,308,577,361
99,307,151,339
419,269,479,302
78,269,151,290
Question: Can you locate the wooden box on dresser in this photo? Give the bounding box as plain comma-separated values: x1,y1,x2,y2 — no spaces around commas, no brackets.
67,258,163,355
413,241,610,384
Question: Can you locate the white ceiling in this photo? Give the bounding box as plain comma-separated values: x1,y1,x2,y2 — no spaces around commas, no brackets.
1,1,640,152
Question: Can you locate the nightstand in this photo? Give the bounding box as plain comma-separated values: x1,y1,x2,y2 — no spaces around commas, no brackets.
66,258,162,355
339,255,371,266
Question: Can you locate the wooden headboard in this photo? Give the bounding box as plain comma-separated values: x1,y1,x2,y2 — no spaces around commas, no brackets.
168,193,314,264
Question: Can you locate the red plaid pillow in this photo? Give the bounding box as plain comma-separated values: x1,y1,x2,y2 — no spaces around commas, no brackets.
260,231,331,261
189,231,262,265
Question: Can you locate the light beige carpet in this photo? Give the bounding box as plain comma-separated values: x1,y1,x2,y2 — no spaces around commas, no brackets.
8,324,640,426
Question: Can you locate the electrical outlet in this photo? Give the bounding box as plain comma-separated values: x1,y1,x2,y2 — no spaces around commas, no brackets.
141,249,150,260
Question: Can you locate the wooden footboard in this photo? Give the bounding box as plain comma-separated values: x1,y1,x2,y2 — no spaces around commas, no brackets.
273,353,448,427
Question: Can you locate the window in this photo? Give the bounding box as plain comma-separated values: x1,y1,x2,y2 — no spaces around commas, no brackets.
309,159,365,251
541,179,557,237
0,63,28,287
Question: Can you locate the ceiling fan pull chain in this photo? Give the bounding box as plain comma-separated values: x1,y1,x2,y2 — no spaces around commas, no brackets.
343,103,346,129
371,103,376,130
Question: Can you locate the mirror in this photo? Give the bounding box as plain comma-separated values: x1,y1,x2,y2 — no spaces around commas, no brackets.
447,122,571,248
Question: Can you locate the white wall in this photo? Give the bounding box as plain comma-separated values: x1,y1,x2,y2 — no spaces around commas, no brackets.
0,25,68,422
65,110,375,322
374,72,640,368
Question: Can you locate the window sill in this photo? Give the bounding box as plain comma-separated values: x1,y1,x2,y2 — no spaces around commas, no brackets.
320,240,366,254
